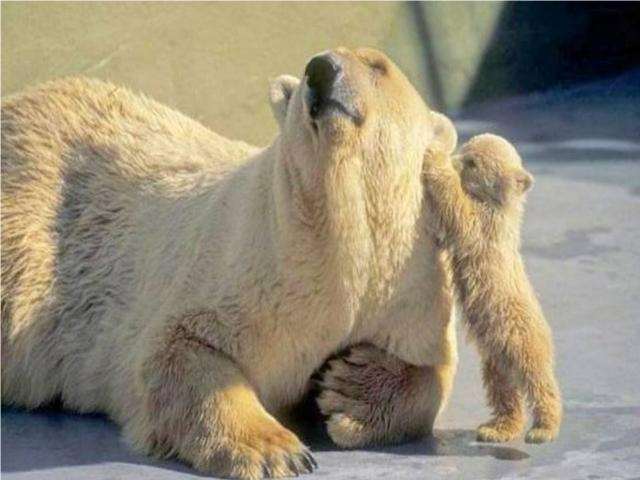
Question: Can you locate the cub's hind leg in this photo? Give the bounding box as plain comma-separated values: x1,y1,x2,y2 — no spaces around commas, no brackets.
515,342,562,444
128,314,316,479
477,319,562,444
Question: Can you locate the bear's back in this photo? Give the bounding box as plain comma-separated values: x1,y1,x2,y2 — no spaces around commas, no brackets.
0,78,260,409
1,77,257,183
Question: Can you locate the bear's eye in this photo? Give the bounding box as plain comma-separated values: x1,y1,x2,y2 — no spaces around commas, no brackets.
358,54,388,76
368,59,388,76
465,158,477,169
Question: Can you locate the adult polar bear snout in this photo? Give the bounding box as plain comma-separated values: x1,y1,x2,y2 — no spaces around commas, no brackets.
304,52,364,127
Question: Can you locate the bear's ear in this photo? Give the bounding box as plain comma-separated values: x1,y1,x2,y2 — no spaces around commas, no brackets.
431,112,457,155
269,75,300,129
514,168,534,194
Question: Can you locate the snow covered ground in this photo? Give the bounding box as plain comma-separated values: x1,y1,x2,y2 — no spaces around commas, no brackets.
3,71,639,480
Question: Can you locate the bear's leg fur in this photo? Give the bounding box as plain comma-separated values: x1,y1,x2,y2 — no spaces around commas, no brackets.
477,329,562,444
128,321,316,479
476,355,526,442
317,344,455,448
516,351,562,444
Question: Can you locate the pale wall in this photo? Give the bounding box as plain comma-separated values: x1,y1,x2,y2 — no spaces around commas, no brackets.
2,2,440,146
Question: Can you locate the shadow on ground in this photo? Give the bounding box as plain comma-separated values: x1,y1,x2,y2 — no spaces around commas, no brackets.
0,406,208,477
0,404,529,476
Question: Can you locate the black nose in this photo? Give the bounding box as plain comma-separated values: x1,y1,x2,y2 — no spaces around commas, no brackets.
305,54,342,99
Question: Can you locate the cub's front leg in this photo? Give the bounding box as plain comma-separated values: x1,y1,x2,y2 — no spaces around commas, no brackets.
126,313,316,480
317,344,455,448
476,355,526,442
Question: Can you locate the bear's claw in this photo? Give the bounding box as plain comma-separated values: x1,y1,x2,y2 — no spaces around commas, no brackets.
476,414,525,443
525,426,558,444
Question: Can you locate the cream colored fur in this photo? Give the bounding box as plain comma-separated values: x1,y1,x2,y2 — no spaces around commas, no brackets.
422,134,562,444
315,110,459,449
1,48,458,479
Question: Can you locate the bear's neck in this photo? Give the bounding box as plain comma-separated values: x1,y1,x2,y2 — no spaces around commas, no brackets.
272,142,423,320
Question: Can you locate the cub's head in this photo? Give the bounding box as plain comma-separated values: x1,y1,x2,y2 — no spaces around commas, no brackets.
453,134,533,207
269,47,455,192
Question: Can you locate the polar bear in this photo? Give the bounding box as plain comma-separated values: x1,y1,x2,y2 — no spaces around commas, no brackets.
422,135,562,443
1,47,457,479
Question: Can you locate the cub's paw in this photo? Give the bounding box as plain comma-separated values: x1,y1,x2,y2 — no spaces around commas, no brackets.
317,345,418,448
525,425,559,444
476,417,523,443
198,420,317,479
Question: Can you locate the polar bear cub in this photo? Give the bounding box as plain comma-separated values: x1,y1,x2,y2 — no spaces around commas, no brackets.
422,134,562,443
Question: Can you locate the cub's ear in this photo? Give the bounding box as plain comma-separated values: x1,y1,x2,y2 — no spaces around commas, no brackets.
514,168,534,194
431,111,458,155
269,75,300,129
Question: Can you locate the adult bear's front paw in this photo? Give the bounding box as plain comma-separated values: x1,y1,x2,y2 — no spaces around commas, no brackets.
317,345,422,448
194,419,317,479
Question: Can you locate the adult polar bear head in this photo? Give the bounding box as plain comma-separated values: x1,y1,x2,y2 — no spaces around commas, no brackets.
268,47,456,311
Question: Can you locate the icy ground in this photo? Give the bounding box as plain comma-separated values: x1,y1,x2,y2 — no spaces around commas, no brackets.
3,71,639,479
